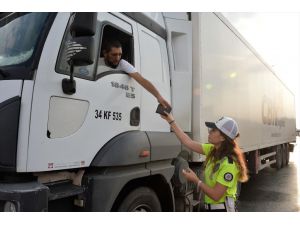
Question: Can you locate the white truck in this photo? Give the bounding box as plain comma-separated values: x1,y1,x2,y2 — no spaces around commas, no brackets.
0,12,296,212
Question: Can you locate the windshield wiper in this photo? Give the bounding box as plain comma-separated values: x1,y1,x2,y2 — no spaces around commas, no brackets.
0,68,9,79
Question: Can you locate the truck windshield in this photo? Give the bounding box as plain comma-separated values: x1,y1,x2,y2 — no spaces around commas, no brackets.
0,13,54,79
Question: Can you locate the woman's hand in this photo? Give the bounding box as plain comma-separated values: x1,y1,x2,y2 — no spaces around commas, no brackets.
157,95,171,109
160,111,174,124
182,168,200,184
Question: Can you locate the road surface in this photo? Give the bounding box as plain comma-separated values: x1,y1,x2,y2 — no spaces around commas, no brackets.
238,137,300,212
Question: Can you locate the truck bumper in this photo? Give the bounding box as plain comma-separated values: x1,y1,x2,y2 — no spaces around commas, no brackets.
0,182,49,211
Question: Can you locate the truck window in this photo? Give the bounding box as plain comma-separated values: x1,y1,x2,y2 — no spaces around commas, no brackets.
55,14,100,80
96,24,134,76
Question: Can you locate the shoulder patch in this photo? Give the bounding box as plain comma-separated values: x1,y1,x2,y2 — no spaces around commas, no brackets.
224,172,233,182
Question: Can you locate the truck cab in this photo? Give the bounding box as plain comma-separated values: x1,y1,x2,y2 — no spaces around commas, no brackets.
0,12,193,211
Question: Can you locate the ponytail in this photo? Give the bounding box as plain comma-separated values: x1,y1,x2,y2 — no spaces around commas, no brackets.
232,139,249,182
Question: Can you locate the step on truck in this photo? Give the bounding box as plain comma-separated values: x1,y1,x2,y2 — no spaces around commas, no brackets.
0,12,296,211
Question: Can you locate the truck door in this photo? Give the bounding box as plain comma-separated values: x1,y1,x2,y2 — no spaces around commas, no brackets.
164,14,192,132
26,13,141,172
137,24,171,132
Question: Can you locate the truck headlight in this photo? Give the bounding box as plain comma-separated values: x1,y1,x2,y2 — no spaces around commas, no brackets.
4,201,17,212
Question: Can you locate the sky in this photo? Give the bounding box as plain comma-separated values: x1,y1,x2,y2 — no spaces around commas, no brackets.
222,13,300,128
2,1,300,126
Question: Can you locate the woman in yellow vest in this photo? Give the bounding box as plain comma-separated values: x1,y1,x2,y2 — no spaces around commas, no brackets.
161,114,248,212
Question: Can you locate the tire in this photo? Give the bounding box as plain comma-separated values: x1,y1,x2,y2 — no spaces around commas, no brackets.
247,150,259,174
281,144,287,168
286,145,290,165
117,187,161,212
275,145,282,170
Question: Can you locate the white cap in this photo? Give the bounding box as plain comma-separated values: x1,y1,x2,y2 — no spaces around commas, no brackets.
205,116,239,140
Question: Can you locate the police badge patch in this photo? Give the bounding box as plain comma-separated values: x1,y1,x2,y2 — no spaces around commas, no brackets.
224,173,233,181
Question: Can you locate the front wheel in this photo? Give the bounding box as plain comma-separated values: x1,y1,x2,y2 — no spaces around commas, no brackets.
117,187,161,212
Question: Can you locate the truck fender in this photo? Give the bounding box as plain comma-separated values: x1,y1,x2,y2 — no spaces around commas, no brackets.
91,131,151,167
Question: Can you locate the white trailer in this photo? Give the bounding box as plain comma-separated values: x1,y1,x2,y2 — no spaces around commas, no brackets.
190,13,296,173
0,12,296,211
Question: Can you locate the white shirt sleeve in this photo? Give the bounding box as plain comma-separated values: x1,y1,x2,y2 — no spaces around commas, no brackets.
117,59,137,74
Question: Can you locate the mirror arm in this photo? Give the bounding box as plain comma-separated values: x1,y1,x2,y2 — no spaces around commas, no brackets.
62,60,76,95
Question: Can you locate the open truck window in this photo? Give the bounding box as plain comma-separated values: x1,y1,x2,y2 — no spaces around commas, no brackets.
56,18,133,80
96,23,134,77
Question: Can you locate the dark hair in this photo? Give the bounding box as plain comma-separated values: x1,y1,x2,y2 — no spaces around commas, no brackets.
205,132,249,183
102,40,122,53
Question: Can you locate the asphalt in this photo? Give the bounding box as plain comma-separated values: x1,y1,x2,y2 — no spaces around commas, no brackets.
238,138,300,212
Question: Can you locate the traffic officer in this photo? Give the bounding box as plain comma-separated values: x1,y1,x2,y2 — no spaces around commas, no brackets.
160,114,248,212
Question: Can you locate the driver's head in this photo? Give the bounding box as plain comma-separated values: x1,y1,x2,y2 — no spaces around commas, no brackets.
102,40,122,68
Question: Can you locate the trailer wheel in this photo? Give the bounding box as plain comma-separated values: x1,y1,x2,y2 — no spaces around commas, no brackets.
281,144,287,168
117,187,161,212
286,145,290,165
275,145,282,170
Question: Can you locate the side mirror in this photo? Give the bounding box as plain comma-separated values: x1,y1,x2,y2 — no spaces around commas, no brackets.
66,36,95,66
70,12,97,37
62,36,95,94
62,12,97,95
